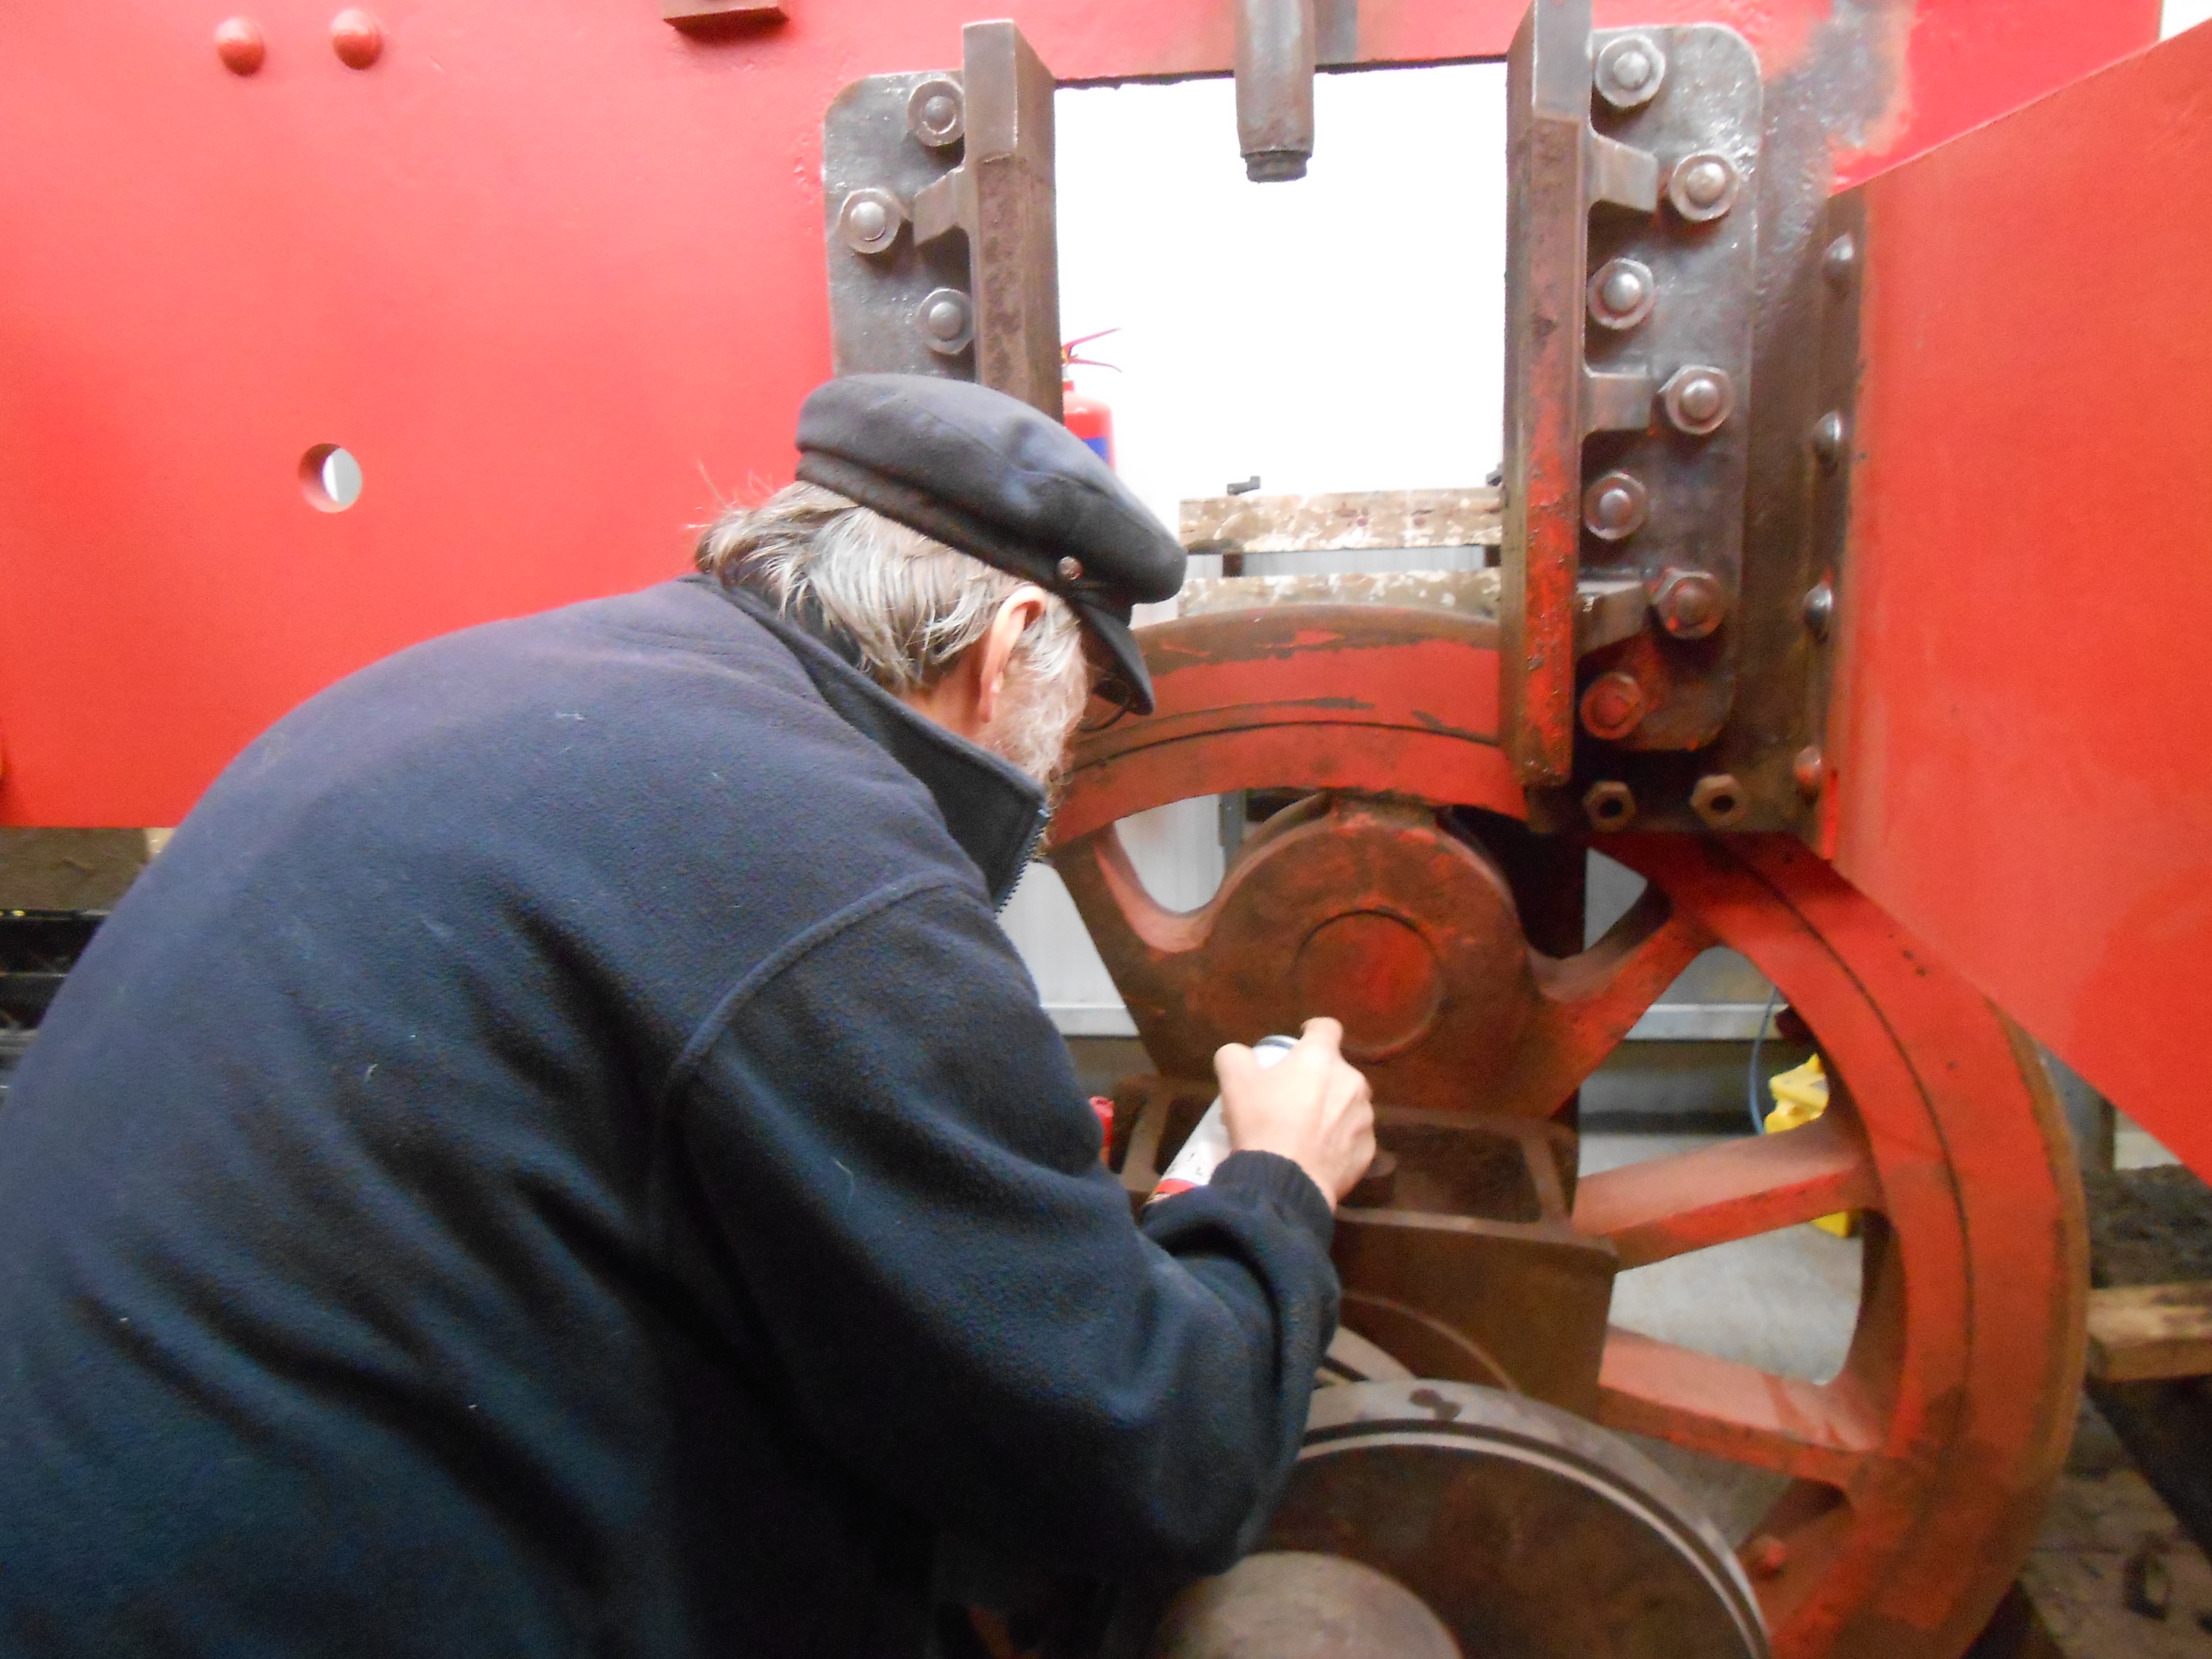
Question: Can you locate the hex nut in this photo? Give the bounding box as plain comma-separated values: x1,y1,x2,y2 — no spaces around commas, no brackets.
907,78,965,148
1661,366,1734,436
1595,35,1667,111
1586,257,1656,332
1691,773,1750,830
1580,672,1648,742
1668,152,1741,222
1583,781,1637,833
914,288,974,355
1652,568,1726,639
1582,470,1649,541
838,188,908,256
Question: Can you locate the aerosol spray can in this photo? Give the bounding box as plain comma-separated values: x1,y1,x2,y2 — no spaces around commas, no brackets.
1149,1034,1298,1202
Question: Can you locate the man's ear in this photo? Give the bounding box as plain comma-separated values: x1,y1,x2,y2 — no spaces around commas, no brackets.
973,588,1050,728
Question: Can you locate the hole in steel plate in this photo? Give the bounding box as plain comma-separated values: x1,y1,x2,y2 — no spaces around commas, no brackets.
300,444,363,512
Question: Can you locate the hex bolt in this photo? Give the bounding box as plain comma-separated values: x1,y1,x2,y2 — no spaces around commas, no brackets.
1743,1536,1790,1579
215,16,266,74
837,188,908,257
1811,411,1848,469
1583,781,1637,833
1652,567,1726,639
1595,35,1666,110
915,287,974,355
1580,671,1648,742
907,78,965,148
1668,151,1741,222
1803,578,1836,641
1661,366,1734,437
1581,470,1649,541
1793,746,1827,798
330,8,383,68
1823,233,1858,288
1586,257,1656,332
1691,773,1750,830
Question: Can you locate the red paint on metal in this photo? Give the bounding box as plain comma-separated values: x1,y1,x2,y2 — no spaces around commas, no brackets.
0,0,2154,827
1831,22,2212,1182
1060,596,2086,1656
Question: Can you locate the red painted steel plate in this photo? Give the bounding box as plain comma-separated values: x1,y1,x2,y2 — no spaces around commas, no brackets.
1828,19,2212,1179
0,0,2151,827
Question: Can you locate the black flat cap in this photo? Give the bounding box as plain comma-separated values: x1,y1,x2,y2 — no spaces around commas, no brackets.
795,374,1185,714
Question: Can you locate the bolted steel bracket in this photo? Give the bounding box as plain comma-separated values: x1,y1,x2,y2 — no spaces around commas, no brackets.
1502,0,1763,788
820,21,1062,417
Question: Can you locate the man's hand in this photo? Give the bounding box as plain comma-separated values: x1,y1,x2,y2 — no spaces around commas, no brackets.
1215,1018,1376,1209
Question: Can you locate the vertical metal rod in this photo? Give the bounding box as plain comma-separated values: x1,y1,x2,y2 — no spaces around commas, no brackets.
1236,0,1317,182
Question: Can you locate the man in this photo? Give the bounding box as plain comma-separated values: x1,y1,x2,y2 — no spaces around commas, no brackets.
0,374,1374,1657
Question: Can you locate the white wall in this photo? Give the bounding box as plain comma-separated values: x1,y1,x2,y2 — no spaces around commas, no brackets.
2166,0,2212,39
1004,64,1513,1034
1055,64,1510,533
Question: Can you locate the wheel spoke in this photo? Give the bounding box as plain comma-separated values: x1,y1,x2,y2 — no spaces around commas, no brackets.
1597,1328,1880,1489
1573,1112,1883,1269
1508,886,1714,1105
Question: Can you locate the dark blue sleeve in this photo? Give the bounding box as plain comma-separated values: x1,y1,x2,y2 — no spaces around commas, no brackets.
666,877,1339,1578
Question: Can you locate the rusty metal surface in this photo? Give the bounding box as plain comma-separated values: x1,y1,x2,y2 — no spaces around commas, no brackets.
1252,1381,1768,1658
1059,609,2086,1658
1047,605,1519,847
1821,21,2212,1184
1115,1082,1614,1413
1501,0,1601,786
1235,0,1316,183
1177,570,1499,621
1149,1551,1461,1659
1180,489,1501,556
823,23,1061,415
1580,23,1763,754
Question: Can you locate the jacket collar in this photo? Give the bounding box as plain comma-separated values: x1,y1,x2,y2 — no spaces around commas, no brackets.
690,576,1049,909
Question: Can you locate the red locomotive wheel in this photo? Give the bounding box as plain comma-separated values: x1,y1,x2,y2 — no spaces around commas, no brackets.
1052,606,2087,1659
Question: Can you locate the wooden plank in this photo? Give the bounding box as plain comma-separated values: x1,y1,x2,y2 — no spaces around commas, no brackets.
2085,1283,2212,1383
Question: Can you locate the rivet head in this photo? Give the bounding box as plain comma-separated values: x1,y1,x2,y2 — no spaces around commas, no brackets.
1803,578,1836,641
1056,556,1084,583
1823,233,1858,287
1668,151,1740,222
907,78,965,148
1653,567,1727,639
838,188,907,256
1583,781,1637,832
215,16,266,74
1661,366,1734,436
331,9,383,68
1744,1535,1791,1579
1580,671,1648,742
1811,411,1847,467
1582,470,1649,541
1691,773,1750,830
1792,746,1827,798
1595,35,1667,110
915,288,974,355
1586,257,1655,331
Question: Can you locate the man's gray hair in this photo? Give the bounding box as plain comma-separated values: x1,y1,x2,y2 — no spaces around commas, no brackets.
696,481,1091,784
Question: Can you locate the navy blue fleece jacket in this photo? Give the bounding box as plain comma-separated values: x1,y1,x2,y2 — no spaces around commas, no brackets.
0,575,1339,1658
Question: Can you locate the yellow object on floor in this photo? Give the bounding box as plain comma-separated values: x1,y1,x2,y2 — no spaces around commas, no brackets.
1764,1054,1857,1238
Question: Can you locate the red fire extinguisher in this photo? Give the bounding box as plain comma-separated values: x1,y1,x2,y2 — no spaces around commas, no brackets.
1062,327,1120,469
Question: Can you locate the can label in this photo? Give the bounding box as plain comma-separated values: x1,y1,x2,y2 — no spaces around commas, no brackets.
1149,1035,1296,1202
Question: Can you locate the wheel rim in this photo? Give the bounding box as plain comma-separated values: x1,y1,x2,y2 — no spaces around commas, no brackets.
1053,607,2088,1659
